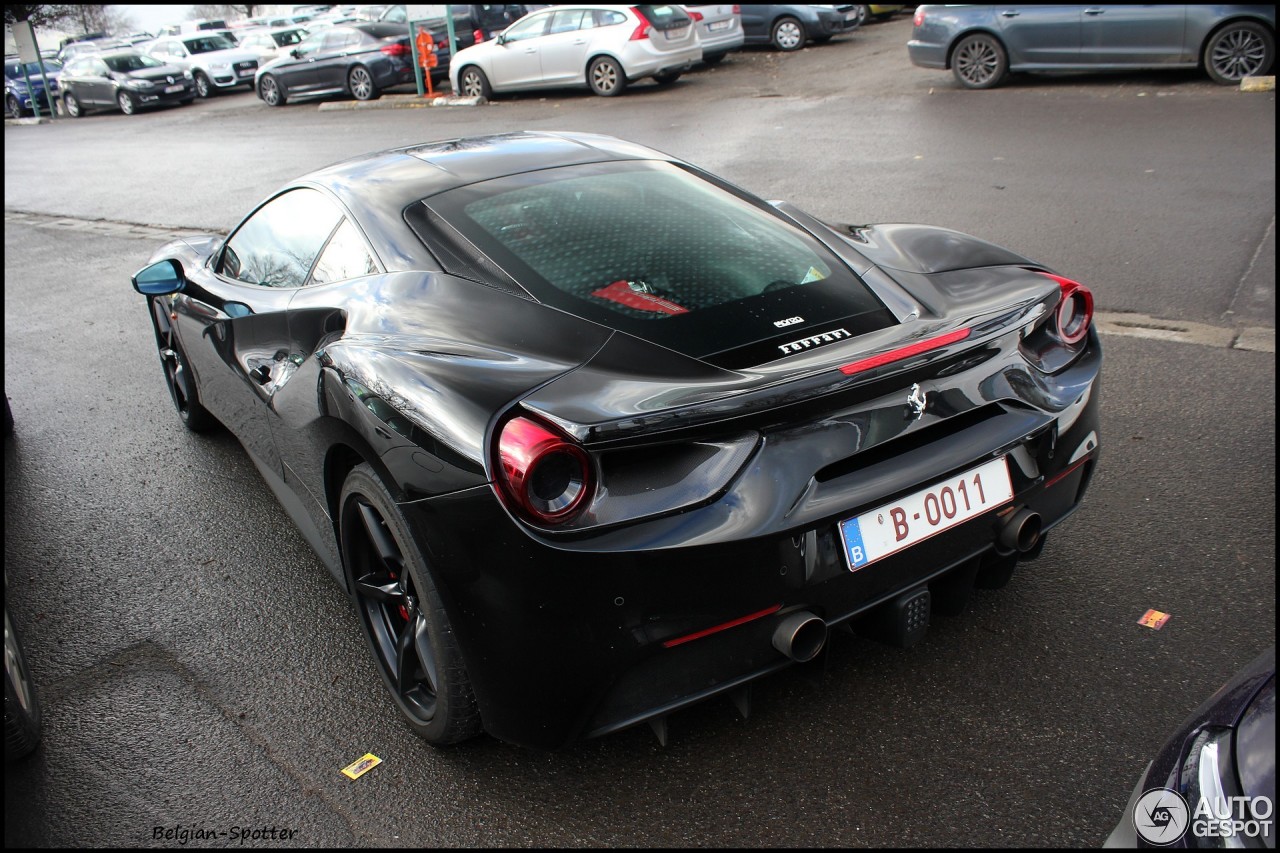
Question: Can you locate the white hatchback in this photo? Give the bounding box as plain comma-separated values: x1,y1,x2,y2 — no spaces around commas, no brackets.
450,4,702,98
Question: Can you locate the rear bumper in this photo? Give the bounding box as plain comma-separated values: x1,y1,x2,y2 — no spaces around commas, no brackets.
907,39,949,69
620,42,703,78
698,23,745,55
407,343,1103,749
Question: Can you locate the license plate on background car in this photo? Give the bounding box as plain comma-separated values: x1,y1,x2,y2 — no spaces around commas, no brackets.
164,84,184,93
708,20,730,31
839,457,1014,571
665,26,689,39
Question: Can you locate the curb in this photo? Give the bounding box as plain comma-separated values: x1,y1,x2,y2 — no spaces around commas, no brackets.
1240,75,1275,92
317,94,486,111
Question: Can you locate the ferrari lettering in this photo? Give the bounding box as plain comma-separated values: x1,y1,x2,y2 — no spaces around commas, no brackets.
777,328,851,355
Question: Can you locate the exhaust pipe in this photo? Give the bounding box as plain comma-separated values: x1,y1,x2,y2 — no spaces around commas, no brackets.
999,507,1042,554
772,611,827,662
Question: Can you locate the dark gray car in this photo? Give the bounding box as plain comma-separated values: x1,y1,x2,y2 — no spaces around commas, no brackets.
740,5,861,52
908,5,1276,89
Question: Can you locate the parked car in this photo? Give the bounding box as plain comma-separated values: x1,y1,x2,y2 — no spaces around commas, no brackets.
56,40,108,64
128,130,1100,749
1105,647,1274,848
375,3,481,74
59,50,195,116
740,4,861,52
471,4,532,40
685,4,745,64
236,27,311,65
255,23,414,106
849,5,905,28
4,58,61,118
908,5,1277,89
452,5,701,98
147,33,260,97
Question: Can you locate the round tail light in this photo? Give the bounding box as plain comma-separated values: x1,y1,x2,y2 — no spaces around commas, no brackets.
496,416,594,525
1038,272,1094,346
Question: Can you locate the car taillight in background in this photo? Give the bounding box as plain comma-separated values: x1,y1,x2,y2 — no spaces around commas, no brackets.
688,11,704,22
381,42,409,57
630,7,653,40
496,416,595,525
1037,272,1094,345
473,28,484,43
913,7,926,28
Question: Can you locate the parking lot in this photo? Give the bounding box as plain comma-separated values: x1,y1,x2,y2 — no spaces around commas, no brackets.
3,14,1275,847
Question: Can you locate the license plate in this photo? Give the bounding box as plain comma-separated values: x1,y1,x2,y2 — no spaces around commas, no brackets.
665,26,689,39
708,20,730,31
237,69,253,77
839,457,1014,571
844,11,858,21
164,84,184,93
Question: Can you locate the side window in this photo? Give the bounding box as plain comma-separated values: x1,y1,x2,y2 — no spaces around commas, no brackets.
383,6,407,23
548,10,586,35
321,30,354,51
92,59,110,76
295,33,325,56
503,13,548,42
217,188,343,288
311,219,379,285
594,9,627,27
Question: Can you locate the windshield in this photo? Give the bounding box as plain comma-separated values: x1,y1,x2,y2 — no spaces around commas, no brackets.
183,35,236,53
423,161,895,367
105,53,165,72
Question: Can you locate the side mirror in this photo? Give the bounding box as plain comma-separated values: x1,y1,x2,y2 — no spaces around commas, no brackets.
290,48,302,58
495,34,507,46
132,259,185,295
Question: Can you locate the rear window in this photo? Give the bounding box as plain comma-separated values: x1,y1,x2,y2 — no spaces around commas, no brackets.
420,161,895,367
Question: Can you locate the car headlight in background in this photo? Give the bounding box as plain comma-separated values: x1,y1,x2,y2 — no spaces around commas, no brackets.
124,78,153,89
210,61,230,70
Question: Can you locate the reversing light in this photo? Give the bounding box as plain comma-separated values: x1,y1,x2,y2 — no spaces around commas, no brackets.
629,7,652,40
497,416,594,525
1037,272,1094,346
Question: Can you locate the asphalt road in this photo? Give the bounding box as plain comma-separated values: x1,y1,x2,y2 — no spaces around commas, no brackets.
4,17,1275,847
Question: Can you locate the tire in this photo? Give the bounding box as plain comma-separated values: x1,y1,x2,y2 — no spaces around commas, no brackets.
770,16,806,52
702,52,726,66
951,32,1008,89
116,90,136,115
348,64,379,101
458,65,492,99
6,94,22,119
340,464,482,745
1203,21,1274,85
258,74,286,106
63,92,82,118
587,55,627,96
194,71,213,99
179,97,195,106
5,609,42,761
653,70,681,86
850,5,869,28
151,301,217,432
812,35,833,44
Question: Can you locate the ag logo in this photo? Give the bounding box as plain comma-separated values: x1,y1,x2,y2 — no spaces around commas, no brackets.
1133,788,1190,845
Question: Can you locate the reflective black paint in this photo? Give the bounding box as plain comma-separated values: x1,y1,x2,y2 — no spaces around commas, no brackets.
137,132,1102,748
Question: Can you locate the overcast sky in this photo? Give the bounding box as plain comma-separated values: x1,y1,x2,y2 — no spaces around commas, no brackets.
121,5,194,33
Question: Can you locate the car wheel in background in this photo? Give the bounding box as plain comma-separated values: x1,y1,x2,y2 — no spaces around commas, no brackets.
653,70,681,86
702,52,726,65
951,32,1008,89
587,56,627,96
771,16,805,51
194,71,213,98
5,94,22,118
340,463,482,746
850,5,869,28
4,608,42,761
459,65,492,99
348,65,379,100
179,97,194,106
117,90,136,115
63,92,82,117
1203,21,1275,85
258,74,286,106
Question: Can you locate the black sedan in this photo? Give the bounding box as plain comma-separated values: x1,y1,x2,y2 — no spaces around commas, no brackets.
254,22,415,106
131,132,1101,749
59,51,194,116
740,4,862,51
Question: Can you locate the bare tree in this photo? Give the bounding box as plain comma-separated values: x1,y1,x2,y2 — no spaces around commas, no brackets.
190,4,259,23
51,5,137,35
3,5,78,28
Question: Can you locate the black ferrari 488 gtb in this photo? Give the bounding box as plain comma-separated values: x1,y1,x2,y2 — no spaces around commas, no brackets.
132,132,1101,748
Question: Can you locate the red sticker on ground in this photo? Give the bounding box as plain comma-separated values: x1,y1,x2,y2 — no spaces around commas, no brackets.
1138,609,1171,630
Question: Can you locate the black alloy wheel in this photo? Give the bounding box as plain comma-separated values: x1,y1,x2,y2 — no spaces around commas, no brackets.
151,300,216,432
348,65,379,100
340,464,481,745
587,55,626,96
459,66,492,99
951,32,1008,89
259,74,285,106
1204,21,1274,85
